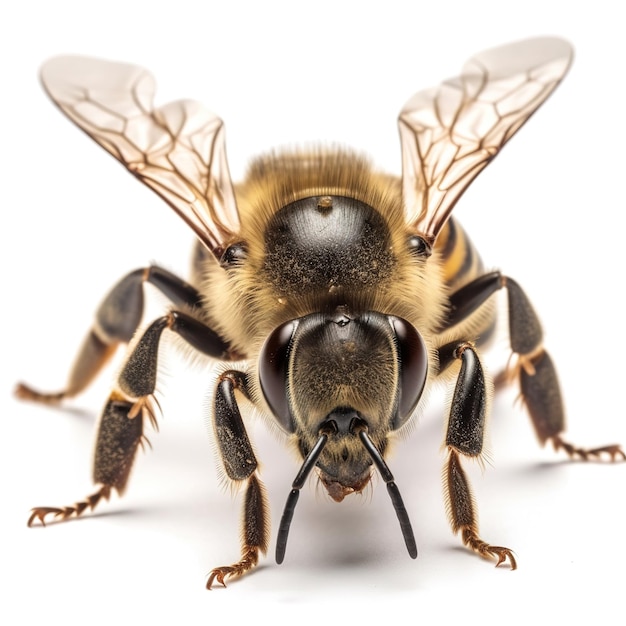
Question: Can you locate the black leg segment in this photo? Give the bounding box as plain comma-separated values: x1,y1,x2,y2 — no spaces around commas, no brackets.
26,308,236,528
118,311,231,401
445,271,501,329
213,370,257,481
441,341,516,568
442,342,487,457
442,271,624,460
519,350,563,444
207,370,270,588
93,396,146,493
16,265,207,403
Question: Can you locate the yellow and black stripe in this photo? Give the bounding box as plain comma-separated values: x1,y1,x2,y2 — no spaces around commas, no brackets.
435,217,498,344
435,217,484,291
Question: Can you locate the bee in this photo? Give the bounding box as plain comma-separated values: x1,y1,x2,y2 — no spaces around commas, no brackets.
17,37,624,589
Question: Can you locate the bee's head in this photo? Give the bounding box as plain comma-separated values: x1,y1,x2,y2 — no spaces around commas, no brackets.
259,307,427,561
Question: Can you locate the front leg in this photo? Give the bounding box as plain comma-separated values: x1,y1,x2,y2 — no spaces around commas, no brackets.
206,370,270,589
439,341,517,569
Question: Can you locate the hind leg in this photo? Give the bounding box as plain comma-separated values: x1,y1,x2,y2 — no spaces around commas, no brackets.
446,271,624,460
16,265,203,403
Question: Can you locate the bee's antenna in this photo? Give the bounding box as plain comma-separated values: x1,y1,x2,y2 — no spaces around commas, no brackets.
275,431,329,564
353,422,418,559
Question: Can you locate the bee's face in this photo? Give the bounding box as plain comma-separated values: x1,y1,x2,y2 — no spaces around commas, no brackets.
259,301,429,501
287,308,397,502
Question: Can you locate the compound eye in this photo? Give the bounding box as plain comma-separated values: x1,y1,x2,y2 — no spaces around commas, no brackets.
258,320,298,433
407,235,432,258
219,242,247,268
389,317,428,429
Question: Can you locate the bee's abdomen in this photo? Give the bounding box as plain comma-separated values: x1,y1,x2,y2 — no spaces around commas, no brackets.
436,218,498,343
436,217,484,291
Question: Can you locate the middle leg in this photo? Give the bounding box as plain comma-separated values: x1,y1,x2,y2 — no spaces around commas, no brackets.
28,309,232,526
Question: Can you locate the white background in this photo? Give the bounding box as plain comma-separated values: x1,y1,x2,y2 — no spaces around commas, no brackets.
2,1,625,623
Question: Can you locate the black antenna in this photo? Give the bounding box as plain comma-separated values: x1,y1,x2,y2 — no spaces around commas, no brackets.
275,431,329,564
355,426,418,559
275,419,417,563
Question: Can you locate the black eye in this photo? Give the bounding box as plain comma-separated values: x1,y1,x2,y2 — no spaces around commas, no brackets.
408,236,432,258
389,316,428,429
219,242,247,268
258,320,298,432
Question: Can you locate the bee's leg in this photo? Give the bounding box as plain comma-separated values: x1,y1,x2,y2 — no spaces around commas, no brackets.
206,370,269,589
445,271,624,461
27,394,147,526
438,341,517,569
16,266,203,404
28,310,232,526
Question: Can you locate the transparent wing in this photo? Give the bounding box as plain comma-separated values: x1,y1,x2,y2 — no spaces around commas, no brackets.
40,56,240,257
399,37,573,243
